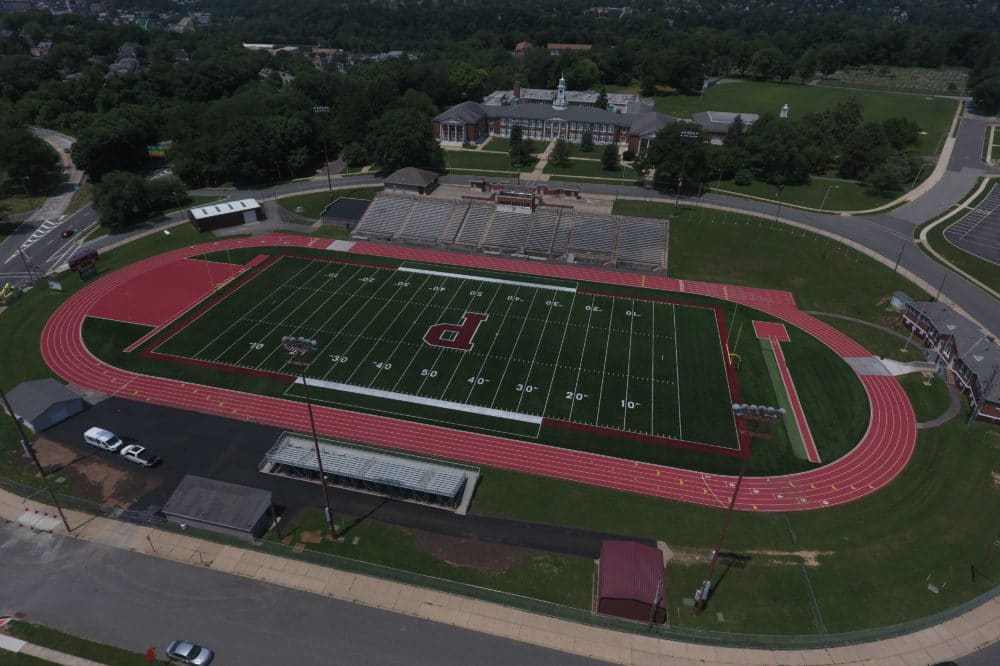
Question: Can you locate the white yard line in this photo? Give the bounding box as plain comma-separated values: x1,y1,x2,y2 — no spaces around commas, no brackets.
316,271,426,382
513,291,559,413
484,288,541,406
442,285,520,399
594,297,616,425
412,282,501,394
568,296,597,422
398,266,576,292
712,312,741,447
191,257,321,359
295,376,542,423
339,277,429,384
250,265,363,370
673,304,683,440
537,291,578,418
650,302,656,435
622,299,635,430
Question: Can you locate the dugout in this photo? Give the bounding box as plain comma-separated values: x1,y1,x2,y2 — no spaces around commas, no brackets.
188,199,263,232
259,432,479,514
162,475,274,540
320,197,371,230
597,541,666,624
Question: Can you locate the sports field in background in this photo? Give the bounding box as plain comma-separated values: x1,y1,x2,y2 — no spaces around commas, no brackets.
151,255,741,452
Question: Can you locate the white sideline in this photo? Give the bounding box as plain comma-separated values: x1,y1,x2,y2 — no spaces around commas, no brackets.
295,377,543,424
397,267,576,292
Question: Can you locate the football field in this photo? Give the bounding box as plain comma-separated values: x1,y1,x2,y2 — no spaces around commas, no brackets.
153,255,740,451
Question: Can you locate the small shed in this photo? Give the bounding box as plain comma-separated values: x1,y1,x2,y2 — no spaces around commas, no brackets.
385,167,439,195
320,197,372,230
4,379,87,432
162,475,273,540
597,540,666,624
187,199,263,232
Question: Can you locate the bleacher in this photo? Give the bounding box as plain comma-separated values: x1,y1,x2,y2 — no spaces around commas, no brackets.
398,199,462,245
455,203,494,247
351,193,668,271
568,213,618,261
524,208,562,256
616,216,668,269
483,209,532,251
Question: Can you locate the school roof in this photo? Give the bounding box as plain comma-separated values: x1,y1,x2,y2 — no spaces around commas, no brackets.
189,198,260,220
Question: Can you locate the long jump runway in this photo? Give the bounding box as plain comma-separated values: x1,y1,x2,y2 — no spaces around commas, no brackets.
41,234,916,512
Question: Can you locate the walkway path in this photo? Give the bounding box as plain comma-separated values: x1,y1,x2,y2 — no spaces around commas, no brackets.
918,385,963,429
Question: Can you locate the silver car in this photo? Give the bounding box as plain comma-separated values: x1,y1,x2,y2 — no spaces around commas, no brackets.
166,640,214,665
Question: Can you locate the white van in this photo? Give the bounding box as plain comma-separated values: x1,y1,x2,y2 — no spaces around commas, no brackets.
84,427,125,452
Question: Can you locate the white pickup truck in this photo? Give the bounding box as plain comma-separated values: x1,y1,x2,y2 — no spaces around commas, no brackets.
83,427,125,452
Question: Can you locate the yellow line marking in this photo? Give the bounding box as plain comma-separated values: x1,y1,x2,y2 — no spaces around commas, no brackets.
642,275,646,287
831,485,837,490
752,505,758,511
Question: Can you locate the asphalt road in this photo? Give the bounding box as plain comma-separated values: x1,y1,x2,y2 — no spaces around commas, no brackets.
0,522,608,666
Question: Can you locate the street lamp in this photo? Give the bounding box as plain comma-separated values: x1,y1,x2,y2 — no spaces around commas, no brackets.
313,105,333,192
910,162,931,190
773,184,785,222
819,184,839,212
0,386,71,532
281,335,337,542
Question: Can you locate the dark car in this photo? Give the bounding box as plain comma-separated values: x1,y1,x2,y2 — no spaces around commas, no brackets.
61,228,75,238
166,640,214,665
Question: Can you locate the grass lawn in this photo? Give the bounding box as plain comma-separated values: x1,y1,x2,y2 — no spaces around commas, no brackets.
896,372,954,423
444,150,513,172
655,80,957,155
0,194,45,216
64,182,93,215
279,509,595,609
339,164,369,175
712,178,894,211
612,201,931,321
813,315,925,363
164,194,223,215
4,621,152,665
543,158,637,180
277,186,382,219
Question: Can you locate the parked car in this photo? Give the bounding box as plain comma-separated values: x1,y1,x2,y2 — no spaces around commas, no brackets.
83,427,125,452
119,444,161,468
166,640,214,665
61,228,75,238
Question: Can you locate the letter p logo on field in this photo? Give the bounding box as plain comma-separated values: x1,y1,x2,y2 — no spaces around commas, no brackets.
423,312,489,351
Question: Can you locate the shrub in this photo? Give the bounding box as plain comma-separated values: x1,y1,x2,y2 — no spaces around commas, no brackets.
734,168,753,185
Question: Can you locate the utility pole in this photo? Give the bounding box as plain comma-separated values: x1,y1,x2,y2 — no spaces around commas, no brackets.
313,106,333,192
281,336,337,541
674,129,700,207
694,454,749,616
893,243,905,274
0,386,71,532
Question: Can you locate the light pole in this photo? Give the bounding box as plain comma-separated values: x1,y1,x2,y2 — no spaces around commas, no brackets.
694,453,750,616
0,386,71,532
910,162,931,190
773,185,785,222
313,105,333,192
716,168,723,192
281,336,337,542
819,184,839,212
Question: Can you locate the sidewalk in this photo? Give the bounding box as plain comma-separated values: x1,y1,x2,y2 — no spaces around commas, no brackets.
0,631,108,666
2,489,997,665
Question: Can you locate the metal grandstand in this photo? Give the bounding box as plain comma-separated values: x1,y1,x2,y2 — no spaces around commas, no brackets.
350,192,669,271
259,432,480,514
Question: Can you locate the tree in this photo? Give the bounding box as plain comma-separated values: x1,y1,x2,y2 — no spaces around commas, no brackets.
971,72,1000,115
601,143,620,171
341,142,368,167
750,47,785,81
71,106,157,181
867,163,903,194
797,49,818,84
93,171,151,229
580,130,594,152
882,117,922,149
595,87,608,110
839,121,891,179
647,122,710,191
550,139,571,168
0,124,62,195
742,114,812,186
816,44,847,77
367,107,443,173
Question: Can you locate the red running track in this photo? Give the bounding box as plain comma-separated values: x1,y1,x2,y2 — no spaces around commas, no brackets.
40,234,916,512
